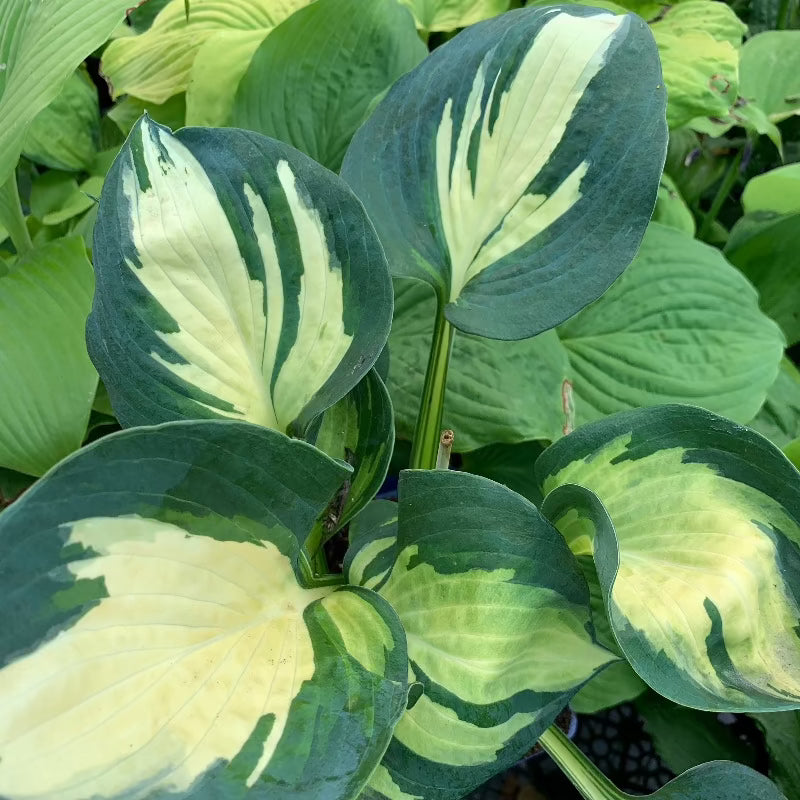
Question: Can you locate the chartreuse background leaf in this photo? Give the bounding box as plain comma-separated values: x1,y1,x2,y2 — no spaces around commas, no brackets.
342,5,667,340
101,0,312,126
537,404,800,712
21,68,99,172
305,369,395,536
0,237,97,477
559,222,784,428
398,0,510,31
0,421,410,800
0,0,131,187
725,213,800,347
108,93,187,137
0,175,29,257
742,163,800,216
739,31,800,122
787,440,800,471
353,470,615,800
232,0,427,172
88,116,392,435
127,0,173,32
689,95,784,161
649,1,745,129
388,280,568,450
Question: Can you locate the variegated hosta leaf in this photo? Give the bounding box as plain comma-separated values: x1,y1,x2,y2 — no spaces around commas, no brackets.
305,369,395,536
88,116,392,435
0,421,410,800
649,761,788,800
353,470,615,800
341,5,667,340
344,500,400,591
536,404,800,712
538,483,647,715
569,554,647,714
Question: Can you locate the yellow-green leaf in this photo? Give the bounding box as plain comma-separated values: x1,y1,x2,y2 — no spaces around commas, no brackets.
0,0,131,187
101,0,311,122
398,0,510,31
0,237,97,476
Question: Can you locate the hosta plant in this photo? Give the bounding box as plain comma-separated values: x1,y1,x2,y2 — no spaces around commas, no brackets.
1,6,799,800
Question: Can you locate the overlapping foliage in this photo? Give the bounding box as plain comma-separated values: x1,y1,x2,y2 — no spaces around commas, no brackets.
0,0,799,799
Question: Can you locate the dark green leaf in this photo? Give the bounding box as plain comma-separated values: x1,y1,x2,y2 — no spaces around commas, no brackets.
22,69,100,172
751,711,800,800
637,692,757,774
725,213,800,347
232,0,427,171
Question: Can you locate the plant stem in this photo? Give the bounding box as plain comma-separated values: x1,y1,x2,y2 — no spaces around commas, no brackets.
697,145,745,241
538,726,624,800
0,174,32,256
410,301,456,470
297,538,346,587
776,0,792,28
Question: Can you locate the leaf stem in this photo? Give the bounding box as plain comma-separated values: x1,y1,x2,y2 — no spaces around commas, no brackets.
436,429,454,469
410,301,456,470
697,143,746,241
538,725,624,800
297,544,345,588
0,174,32,256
